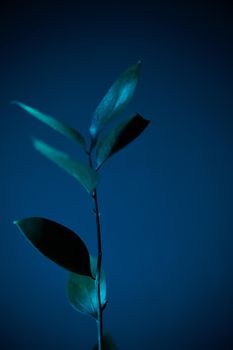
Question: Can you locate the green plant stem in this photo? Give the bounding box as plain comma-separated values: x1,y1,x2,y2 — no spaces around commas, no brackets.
93,189,103,350
89,154,104,350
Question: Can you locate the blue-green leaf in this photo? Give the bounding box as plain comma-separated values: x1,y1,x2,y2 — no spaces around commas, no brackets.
67,256,107,319
14,217,93,278
12,101,86,150
32,138,98,194
92,333,118,350
89,61,142,140
95,113,150,169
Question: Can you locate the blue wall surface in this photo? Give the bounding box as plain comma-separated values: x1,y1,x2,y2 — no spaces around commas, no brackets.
1,1,233,349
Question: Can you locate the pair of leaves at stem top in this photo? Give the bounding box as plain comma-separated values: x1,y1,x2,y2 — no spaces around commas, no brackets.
14,217,107,320
12,61,149,194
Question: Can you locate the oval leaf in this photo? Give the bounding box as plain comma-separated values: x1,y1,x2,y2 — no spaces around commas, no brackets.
92,333,118,350
67,256,107,319
14,217,93,278
89,61,141,140
95,114,150,169
12,101,86,150
32,138,99,194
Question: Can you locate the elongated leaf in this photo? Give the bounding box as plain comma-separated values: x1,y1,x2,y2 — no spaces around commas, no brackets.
14,217,93,278
12,101,86,150
67,256,107,319
93,333,118,350
89,61,142,139
32,138,98,194
95,113,150,168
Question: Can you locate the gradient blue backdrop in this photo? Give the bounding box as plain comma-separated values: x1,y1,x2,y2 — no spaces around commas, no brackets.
1,1,233,349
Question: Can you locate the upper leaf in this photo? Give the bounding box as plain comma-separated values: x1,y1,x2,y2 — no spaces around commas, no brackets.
12,101,86,150
92,332,118,350
14,217,93,278
32,138,99,194
89,61,142,140
95,113,150,169
67,255,107,319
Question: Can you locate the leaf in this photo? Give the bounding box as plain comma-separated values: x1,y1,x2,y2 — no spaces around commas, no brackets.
12,101,86,150
32,138,98,194
14,217,93,278
92,332,118,350
89,61,142,140
95,113,150,169
67,256,107,319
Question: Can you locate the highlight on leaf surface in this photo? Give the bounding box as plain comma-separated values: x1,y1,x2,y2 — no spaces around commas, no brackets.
95,113,150,169
67,256,107,319
89,61,142,140
32,138,99,194
12,101,86,150
92,332,118,350
13,217,93,278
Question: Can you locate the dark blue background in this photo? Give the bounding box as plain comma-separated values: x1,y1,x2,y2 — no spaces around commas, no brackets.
1,1,233,349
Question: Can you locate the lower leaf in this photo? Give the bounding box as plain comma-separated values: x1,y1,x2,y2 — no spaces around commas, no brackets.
14,217,93,278
67,256,107,319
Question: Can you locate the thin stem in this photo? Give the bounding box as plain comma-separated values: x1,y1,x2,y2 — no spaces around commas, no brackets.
89,155,104,350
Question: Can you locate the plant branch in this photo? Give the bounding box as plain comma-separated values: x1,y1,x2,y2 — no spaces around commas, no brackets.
89,155,104,350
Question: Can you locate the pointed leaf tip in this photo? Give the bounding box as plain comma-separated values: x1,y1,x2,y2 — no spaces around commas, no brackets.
15,217,93,277
12,100,86,149
89,61,142,138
